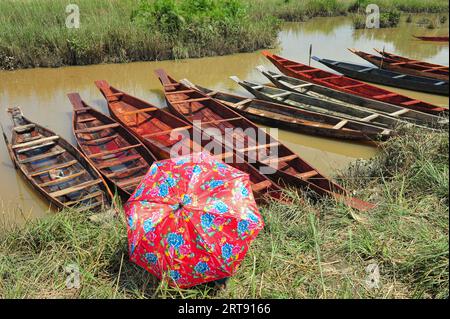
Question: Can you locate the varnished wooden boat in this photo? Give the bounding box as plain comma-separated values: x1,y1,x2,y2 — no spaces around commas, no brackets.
155,69,376,211
258,66,447,129
68,93,157,199
414,36,449,42
94,80,285,203
229,76,397,137
263,51,448,115
350,49,449,81
180,79,391,142
313,56,449,96
3,107,114,212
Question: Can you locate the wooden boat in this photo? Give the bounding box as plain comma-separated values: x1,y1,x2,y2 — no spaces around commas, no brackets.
262,51,448,115
180,79,391,142
2,107,113,212
350,49,448,81
68,93,157,199
313,56,449,96
257,66,447,129
94,80,285,203
229,76,398,136
414,36,449,42
155,68,376,211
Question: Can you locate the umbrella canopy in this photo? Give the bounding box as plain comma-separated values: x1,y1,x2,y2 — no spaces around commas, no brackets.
124,152,264,288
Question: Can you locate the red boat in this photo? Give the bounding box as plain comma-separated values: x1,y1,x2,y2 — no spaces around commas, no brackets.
414,36,449,42
262,51,448,115
155,69,376,212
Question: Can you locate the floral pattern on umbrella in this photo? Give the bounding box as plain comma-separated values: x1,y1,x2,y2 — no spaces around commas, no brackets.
124,152,264,288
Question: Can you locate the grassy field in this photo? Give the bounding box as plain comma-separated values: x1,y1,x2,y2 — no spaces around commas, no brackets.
0,0,448,70
1,127,448,299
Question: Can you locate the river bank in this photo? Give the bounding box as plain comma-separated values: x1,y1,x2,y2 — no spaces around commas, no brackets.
1,0,448,70
1,128,448,299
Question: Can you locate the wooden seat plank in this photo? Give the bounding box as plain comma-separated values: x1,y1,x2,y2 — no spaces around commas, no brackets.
39,171,86,187
30,160,78,177
251,180,272,192
19,149,66,164
75,123,119,134
12,136,59,149
297,170,319,180
49,179,103,197
88,144,140,159
96,154,142,169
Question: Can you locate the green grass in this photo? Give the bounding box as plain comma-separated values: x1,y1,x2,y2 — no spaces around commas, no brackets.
1,0,448,70
1,127,448,298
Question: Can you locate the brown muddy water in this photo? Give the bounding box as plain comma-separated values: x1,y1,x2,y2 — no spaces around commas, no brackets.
0,15,448,224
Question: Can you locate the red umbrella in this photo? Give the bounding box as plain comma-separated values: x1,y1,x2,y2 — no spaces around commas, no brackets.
124,152,264,288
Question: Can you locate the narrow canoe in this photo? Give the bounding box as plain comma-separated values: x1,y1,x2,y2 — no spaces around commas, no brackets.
181,79,391,142
229,76,396,137
350,48,448,81
257,66,447,129
94,80,285,203
262,51,448,115
414,36,449,42
3,107,114,212
68,93,157,199
155,68,376,211
313,56,449,96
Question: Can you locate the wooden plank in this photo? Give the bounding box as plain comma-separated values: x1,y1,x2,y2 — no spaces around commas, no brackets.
261,154,297,164
16,141,56,154
121,107,158,116
49,179,103,198
170,97,210,104
65,191,103,206
198,117,241,126
75,123,119,134
39,171,86,187
389,108,410,117
290,83,313,89
297,170,318,180
393,74,407,79
105,164,148,178
237,142,279,153
341,83,365,89
251,180,272,192
88,144,140,159
13,124,35,132
12,136,59,149
234,98,252,108
96,154,142,169
78,117,97,123
142,126,191,138
401,100,421,106
269,92,291,99
81,134,119,146
117,175,145,188
373,93,397,99
358,67,374,73
166,89,195,95
333,119,348,130
360,113,380,122
19,149,66,164
30,160,78,177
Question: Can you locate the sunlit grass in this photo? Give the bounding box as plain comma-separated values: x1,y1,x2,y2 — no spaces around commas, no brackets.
0,127,448,298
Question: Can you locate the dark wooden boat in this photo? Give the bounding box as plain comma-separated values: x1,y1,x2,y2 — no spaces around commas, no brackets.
351,49,449,81
155,69,376,211
258,66,447,129
230,76,398,136
263,51,448,115
180,79,391,142
68,93,157,199
3,107,114,212
313,56,449,96
94,80,285,203
414,36,449,42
